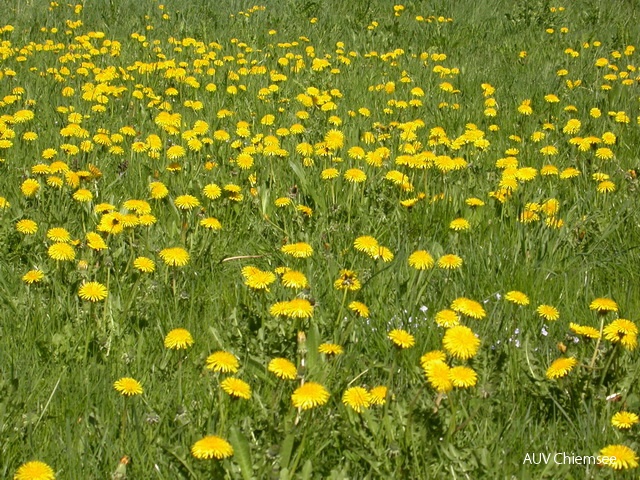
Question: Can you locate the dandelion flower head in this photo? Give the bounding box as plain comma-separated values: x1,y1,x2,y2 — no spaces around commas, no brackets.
113,377,143,396
291,381,330,410
13,461,55,480
164,328,194,350
206,351,239,373
191,435,234,460
342,386,372,413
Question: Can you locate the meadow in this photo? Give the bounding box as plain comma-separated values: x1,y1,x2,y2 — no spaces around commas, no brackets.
1,0,640,478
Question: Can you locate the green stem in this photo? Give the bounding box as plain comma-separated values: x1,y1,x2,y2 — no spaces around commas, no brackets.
178,356,183,405
120,397,127,445
383,352,397,421
103,267,113,351
588,317,605,369
447,391,457,440
218,383,226,431
333,289,349,334
412,268,434,308
599,344,620,388
346,184,355,229
84,303,95,362
123,275,142,316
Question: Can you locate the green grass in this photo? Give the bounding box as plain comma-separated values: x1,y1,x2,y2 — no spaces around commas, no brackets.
1,0,640,478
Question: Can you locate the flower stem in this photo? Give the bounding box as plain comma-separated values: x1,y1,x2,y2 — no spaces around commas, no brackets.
334,289,349,333
447,391,457,440
120,397,127,445
599,343,620,388
588,317,605,369
178,356,183,405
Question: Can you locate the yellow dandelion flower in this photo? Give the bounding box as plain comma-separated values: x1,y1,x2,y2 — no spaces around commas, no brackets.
603,319,638,350
149,181,169,199
159,247,190,267
321,168,340,180
86,232,107,251
540,145,558,156
334,269,361,291
325,129,344,150
438,254,463,270
220,377,251,400
545,357,578,379
22,269,45,285
200,217,222,230
284,298,315,318
599,445,638,470
13,461,55,480
206,351,239,373
281,242,313,258
16,219,38,235
166,145,186,159
611,411,640,430
78,281,108,302
318,343,343,355
369,386,387,405
443,326,480,360
597,180,616,193
559,167,580,179
449,366,478,388
505,290,530,306
424,360,453,392
450,297,486,319
191,435,234,460
388,329,415,349
291,382,330,410
113,377,143,396
48,243,76,262
595,147,614,160
569,322,601,339
434,309,460,328
268,358,297,380
123,199,151,214
601,132,617,145
408,250,434,270
589,297,618,314
202,184,222,200
354,236,379,254
95,203,116,214
164,328,194,350
274,197,292,208
420,350,447,371
133,256,155,273
297,205,313,217
47,227,71,243
537,304,559,321
465,197,485,207
342,387,371,413
21,178,40,197
242,266,276,290
348,301,369,318
281,270,308,289
449,218,470,231
344,168,367,183
174,194,200,210
72,189,93,202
